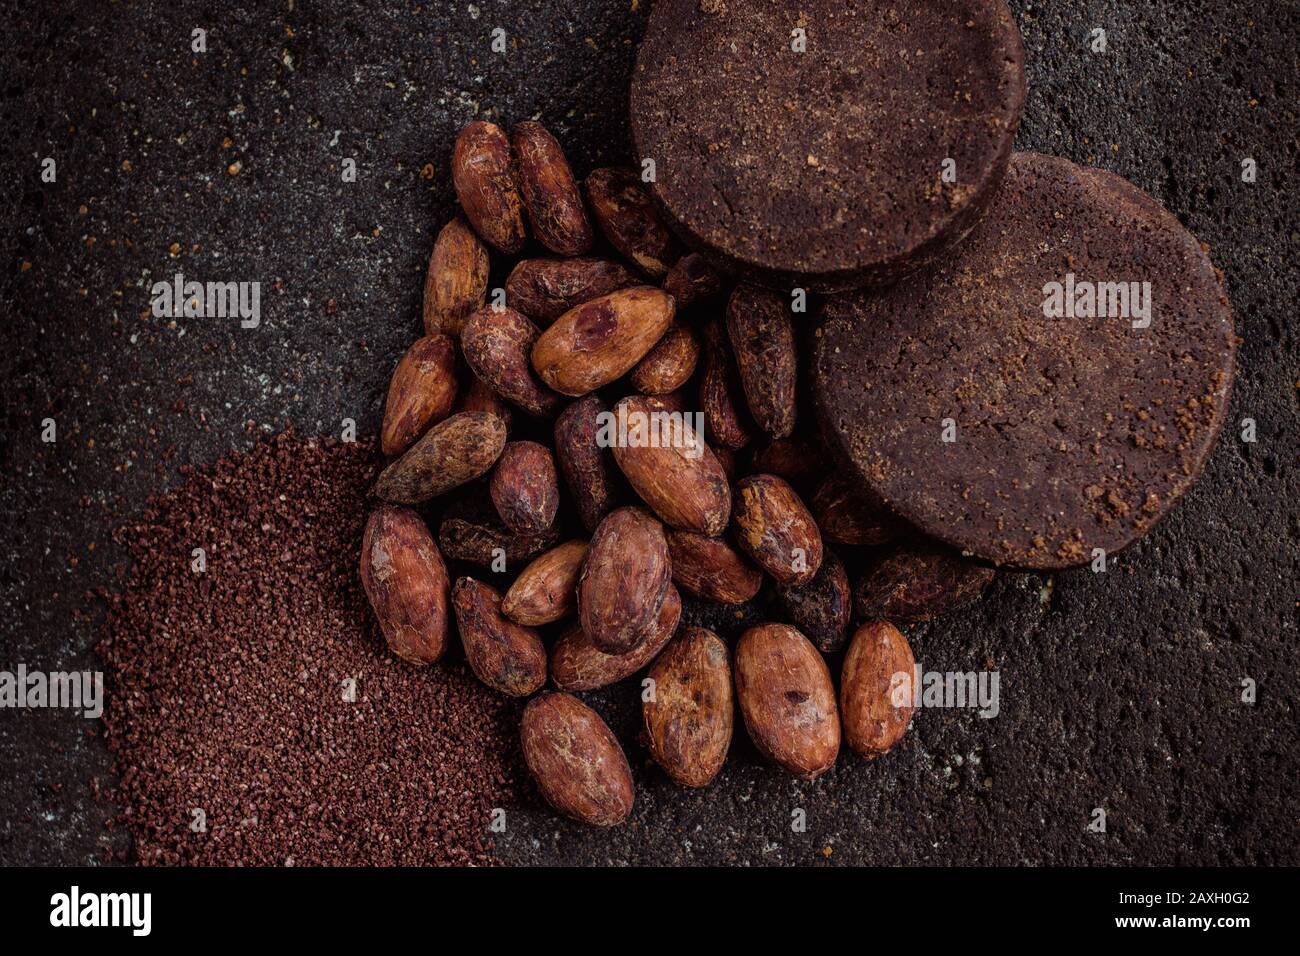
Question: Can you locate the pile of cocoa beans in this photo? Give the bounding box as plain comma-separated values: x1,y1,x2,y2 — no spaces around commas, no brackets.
361,119,995,827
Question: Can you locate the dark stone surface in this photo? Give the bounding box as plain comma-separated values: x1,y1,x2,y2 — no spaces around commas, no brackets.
0,1,1295,866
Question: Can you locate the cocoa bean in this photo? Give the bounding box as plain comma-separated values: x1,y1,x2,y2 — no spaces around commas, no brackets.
452,120,526,254
841,621,915,758
854,543,995,623
811,473,898,546
554,395,624,532
423,216,489,337
551,583,681,691
452,577,547,697
749,434,827,494
585,166,680,277
505,257,637,324
643,626,733,787
381,334,459,457
666,529,763,605
629,321,700,395
734,623,840,779
732,473,823,586
456,374,513,431
725,284,797,439
699,319,754,450
663,252,726,309
609,394,731,535
373,411,506,504
776,549,852,654
490,440,559,535
438,498,561,571
577,506,671,654
512,120,593,256
501,539,588,627
532,286,675,396
461,306,560,417
520,692,634,826
360,506,451,665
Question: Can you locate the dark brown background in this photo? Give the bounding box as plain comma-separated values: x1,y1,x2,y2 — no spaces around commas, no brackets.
1,0,1296,865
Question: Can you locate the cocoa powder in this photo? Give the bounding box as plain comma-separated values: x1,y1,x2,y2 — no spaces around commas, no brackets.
98,430,523,865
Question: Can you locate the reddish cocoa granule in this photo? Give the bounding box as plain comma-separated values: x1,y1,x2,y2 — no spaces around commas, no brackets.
98,430,523,865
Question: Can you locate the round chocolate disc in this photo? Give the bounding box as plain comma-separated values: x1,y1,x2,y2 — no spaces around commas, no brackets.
812,152,1237,569
630,0,1025,291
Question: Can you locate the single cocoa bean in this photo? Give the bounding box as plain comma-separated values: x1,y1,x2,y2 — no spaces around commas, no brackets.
551,583,681,691
501,539,587,626
609,394,731,535
438,491,560,568
666,529,763,605
577,506,671,654
452,120,526,254
521,692,634,827
732,473,823,586
554,395,624,532
629,321,700,394
841,621,915,758
373,411,506,504
452,577,547,697
423,216,489,336
643,626,733,788
854,543,995,623
699,319,754,450
726,284,797,439
461,306,561,417
663,252,725,309
776,549,852,654
490,440,559,535
512,120,592,256
438,516,560,569
380,334,459,457
585,166,680,277
811,473,897,546
734,623,840,779
505,257,638,324
360,506,451,665
532,286,675,396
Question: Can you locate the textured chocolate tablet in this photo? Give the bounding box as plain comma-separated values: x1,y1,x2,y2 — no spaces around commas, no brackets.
812,152,1237,569
630,0,1025,291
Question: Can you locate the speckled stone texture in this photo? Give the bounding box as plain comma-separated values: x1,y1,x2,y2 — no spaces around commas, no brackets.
0,1,1295,866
